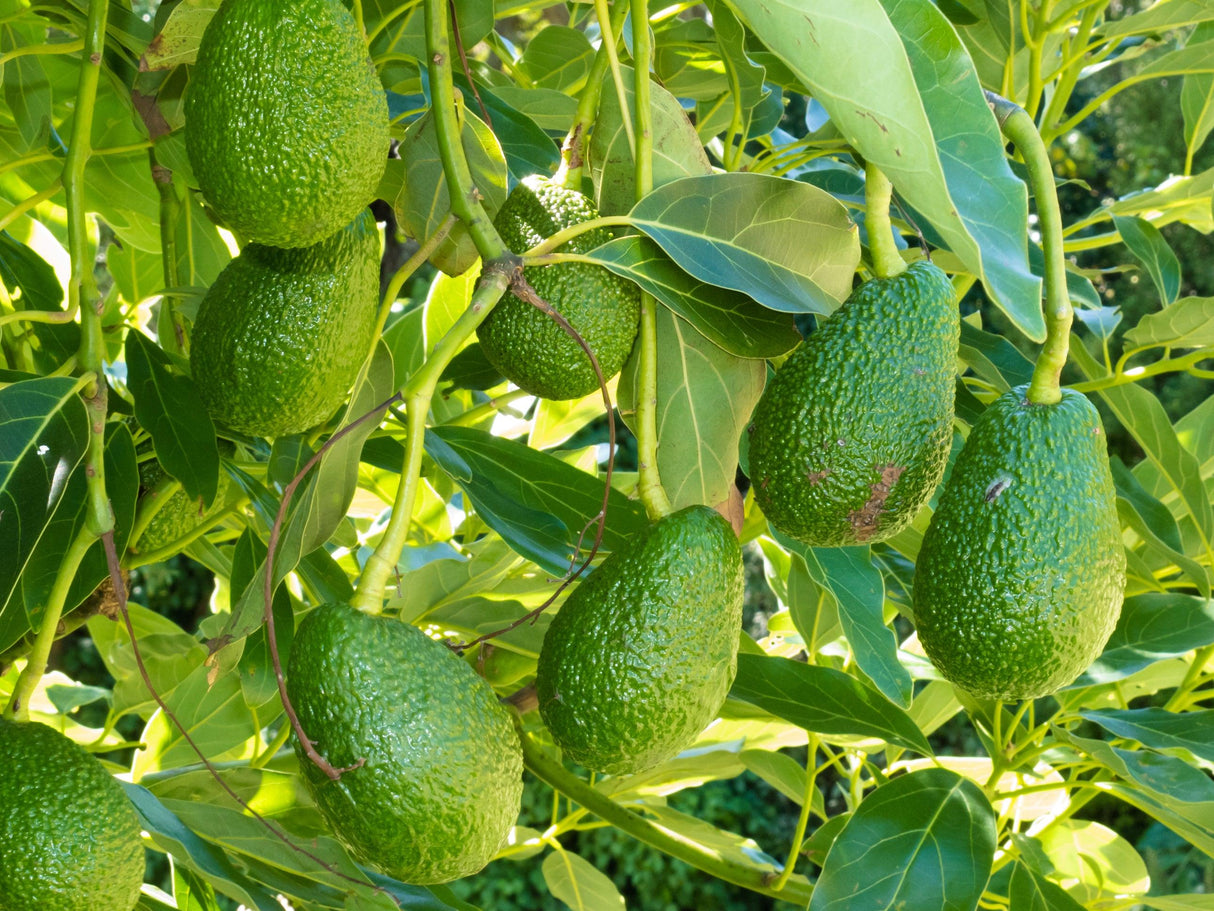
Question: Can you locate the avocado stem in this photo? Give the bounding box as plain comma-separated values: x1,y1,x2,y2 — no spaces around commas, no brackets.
554,0,628,192
863,162,907,280
517,725,815,904
3,526,96,720
424,0,510,263
986,91,1071,406
628,0,672,521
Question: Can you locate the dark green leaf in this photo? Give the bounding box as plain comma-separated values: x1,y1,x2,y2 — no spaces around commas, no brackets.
0,231,63,311
1055,729,1214,804
730,653,932,754
452,74,560,179
517,26,594,92
428,425,649,574
958,321,1036,392
727,0,1043,338
0,376,89,650
1113,216,1182,306
583,236,801,358
808,769,996,911
1123,295,1214,350
629,172,860,315
1075,594,1214,686
122,782,281,911
797,541,912,707
125,330,218,504
1079,708,1214,762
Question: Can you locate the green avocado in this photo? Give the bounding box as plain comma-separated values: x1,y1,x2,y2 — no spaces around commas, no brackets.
747,261,959,546
913,385,1126,701
185,0,389,249
134,441,234,554
0,719,144,911
286,602,523,884
190,210,379,439
535,505,744,776
476,176,641,400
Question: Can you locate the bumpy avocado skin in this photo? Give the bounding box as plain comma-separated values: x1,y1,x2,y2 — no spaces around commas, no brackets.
286,602,524,884
747,261,959,546
476,176,641,400
134,443,233,553
0,719,144,911
536,506,744,776
185,0,389,248
913,386,1126,701
190,210,379,439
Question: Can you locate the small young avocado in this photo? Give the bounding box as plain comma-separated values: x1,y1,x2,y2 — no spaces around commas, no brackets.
189,210,379,439
535,505,744,776
477,176,641,400
0,719,145,911
185,0,389,249
913,386,1126,701
286,602,524,884
747,261,959,546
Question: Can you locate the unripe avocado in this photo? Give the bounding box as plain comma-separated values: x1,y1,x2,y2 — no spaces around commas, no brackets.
185,0,389,248
286,602,524,884
0,718,145,911
913,386,1126,701
190,210,379,439
747,261,959,546
536,505,744,775
134,441,234,553
477,176,641,400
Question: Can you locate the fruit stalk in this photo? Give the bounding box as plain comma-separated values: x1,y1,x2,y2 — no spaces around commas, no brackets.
517,727,815,904
554,0,628,190
629,0,671,520
863,162,906,279
65,0,115,540
424,0,509,263
150,149,187,357
986,90,1071,405
3,525,96,719
353,267,512,611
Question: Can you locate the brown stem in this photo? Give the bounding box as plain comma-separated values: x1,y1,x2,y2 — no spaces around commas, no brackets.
448,0,491,127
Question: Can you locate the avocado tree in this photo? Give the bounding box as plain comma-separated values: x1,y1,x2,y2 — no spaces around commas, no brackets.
2,0,1213,908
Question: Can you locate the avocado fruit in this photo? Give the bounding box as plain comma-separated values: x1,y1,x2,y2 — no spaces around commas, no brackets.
912,385,1125,701
190,210,379,439
535,505,744,775
476,176,641,400
133,441,234,554
747,261,959,546
286,602,524,884
185,0,389,249
0,718,144,911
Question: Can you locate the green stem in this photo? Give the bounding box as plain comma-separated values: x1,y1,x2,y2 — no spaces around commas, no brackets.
525,215,635,256
628,0,670,521
424,0,508,263
863,162,906,279
772,736,818,890
519,729,814,904
0,181,62,234
353,269,512,611
65,0,113,537
554,0,627,190
986,91,1070,405
150,149,187,357
4,526,97,719
374,213,458,343
595,0,634,155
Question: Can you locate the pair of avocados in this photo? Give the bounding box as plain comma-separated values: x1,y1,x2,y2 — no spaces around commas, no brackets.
747,257,1124,701
185,0,389,439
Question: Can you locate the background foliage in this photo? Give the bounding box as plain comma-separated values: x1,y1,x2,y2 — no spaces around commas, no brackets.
2,0,1213,909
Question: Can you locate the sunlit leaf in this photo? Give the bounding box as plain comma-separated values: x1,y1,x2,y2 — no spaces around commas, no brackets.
808,769,996,911
730,653,932,754
1075,594,1214,686
1123,295,1214,350
1030,820,1150,904
1079,707,1214,763
1112,215,1182,306
542,850,626,911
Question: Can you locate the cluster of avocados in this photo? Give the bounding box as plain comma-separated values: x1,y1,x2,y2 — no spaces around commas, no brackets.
184,0,389,439
747,254,1125,702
